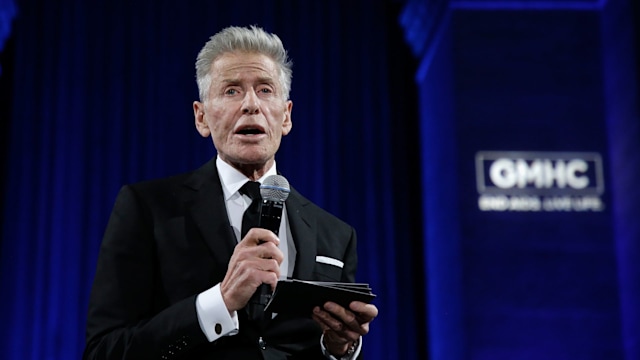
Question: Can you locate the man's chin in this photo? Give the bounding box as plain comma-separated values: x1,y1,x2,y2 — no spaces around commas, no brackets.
220,154,275,171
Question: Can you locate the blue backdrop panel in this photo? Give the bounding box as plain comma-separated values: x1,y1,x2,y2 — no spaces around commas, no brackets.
403,0,635,359
452,7,623,360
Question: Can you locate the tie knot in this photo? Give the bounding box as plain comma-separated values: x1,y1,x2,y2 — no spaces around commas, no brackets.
240,181,261,200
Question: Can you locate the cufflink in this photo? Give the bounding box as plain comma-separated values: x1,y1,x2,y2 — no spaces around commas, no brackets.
215,323,222,335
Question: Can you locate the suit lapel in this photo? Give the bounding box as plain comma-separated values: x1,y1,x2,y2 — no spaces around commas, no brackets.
184,159,237,272
286,188,317,280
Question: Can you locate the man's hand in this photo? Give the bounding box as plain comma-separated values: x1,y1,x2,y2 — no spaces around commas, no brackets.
312,301,378,357
220,228,284,313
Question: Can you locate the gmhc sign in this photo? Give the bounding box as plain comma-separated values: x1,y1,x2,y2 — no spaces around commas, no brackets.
475,151,605,212
476,151,605,196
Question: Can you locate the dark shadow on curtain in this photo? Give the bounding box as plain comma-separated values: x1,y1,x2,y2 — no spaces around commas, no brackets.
0,35,14,218
0,0,426,359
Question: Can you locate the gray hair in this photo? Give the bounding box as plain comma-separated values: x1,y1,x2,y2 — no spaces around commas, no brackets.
195,25,293,102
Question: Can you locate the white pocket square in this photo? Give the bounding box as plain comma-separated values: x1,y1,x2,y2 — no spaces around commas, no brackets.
315,256,344,268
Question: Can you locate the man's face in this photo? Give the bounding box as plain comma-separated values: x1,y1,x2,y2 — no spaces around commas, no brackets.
194,51,292,171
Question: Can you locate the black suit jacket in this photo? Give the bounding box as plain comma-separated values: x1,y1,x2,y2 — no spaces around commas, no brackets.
83,159,359,360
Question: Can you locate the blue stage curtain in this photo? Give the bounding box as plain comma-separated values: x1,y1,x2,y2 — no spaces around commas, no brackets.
0,0,17,67
0,0,424,359
602,0,640,358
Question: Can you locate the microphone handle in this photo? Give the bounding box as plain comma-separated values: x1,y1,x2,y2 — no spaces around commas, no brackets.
247,199,283,322
248,284,272,319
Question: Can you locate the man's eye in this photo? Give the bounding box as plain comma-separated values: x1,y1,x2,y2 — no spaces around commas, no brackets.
259,88,272,94
225,89,238,95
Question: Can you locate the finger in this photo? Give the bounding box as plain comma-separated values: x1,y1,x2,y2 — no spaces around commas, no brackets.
256,242,284,264
254,259,281,287
234,242,284,264
234,236,284,265
322,302,352,321
240,228,280,246
256,257,282,272
324,302,360,330
313,306,341,329
312,312,360,344
226,257,279,289
313,306,358,336
349,302,379,322
311,309,331,331
323,302,374,335
257,271,280,292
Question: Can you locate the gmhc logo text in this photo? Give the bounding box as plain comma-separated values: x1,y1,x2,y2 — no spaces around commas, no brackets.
476,151,604,196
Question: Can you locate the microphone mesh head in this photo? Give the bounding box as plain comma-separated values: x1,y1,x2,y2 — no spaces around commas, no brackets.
260,175,291,201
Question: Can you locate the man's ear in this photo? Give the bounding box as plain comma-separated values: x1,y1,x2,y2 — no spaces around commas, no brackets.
281,100,293,136
193,101,210,138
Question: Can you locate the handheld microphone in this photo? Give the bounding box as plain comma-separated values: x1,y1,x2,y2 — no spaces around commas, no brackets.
248,174,290,321
258,175,290,236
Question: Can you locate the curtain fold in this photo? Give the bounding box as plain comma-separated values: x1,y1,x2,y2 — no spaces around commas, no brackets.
0,1,424,359
0,0,17,65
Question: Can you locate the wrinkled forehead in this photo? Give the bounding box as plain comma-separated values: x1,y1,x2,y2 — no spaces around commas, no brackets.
210,52,280,80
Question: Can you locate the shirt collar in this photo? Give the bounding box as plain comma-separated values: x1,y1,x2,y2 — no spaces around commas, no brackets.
216,156,278,201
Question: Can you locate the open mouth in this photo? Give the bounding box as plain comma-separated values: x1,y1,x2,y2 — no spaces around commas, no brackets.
236,125,265,135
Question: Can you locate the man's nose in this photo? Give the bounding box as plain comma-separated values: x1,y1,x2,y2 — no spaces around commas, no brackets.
241,90,260,114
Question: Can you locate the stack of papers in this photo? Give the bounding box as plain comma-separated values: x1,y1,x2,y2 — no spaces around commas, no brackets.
264,279,376,316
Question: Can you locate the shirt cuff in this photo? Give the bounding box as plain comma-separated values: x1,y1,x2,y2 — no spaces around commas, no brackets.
320,334,362,360
195,283,239,342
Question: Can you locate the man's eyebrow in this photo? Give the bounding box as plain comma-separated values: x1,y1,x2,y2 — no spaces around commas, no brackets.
221,76,276,85
221,78,241,85
255,76,276,84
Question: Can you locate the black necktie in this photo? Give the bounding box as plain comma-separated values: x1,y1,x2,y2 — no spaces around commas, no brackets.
239,181,270,327
240,181,261,239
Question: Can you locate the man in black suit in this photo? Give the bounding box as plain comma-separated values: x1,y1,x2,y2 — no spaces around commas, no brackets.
83,25,378,359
